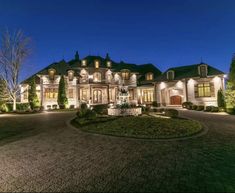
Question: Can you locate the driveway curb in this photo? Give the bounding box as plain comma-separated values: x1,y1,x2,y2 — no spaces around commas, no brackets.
66,117,209,142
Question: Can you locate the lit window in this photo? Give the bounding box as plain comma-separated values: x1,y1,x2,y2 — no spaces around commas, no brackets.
48,69,56,80
198,83,211,97
81,89,87,101
121,71,130,80
146,73,153,80
68,89,73,98
23,90,28,100
199,65,207,77
143,90,154,102
107,61,111,68
167,71,174,80
82,60,86,66
95,61,99,68
45,88,58,99
93,72,101,82
68,70,74,81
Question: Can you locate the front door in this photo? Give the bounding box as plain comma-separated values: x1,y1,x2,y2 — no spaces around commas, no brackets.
170,96,182,105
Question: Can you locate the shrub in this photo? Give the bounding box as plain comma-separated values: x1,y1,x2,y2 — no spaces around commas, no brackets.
196,105,204,111
52,104,57,109
182,102,193,109
192,105,198,110
219,107,226,112
211,106,219,112
17,103,30,111
28,78,40,110
85,109,97,120
70,105,75,109
92,104,108,115
226,108,235,115
152,101,159,107
164,109,179,118
57,76,68,109
217,89,226,108
0,102,8,112
77,103,88,118
205,106,213,112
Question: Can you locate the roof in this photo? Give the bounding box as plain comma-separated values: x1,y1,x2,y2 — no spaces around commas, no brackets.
156,63,225,81
21,55,162,84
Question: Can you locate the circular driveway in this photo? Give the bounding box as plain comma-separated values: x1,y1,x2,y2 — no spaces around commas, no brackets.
0,111,235,192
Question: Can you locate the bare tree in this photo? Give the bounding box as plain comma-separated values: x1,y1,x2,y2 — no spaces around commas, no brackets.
0,29,31,111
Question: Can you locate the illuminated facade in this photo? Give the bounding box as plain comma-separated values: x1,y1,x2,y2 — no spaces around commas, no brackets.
20,53,225,109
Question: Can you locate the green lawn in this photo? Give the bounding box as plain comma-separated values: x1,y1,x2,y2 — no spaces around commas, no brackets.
72,116,202,139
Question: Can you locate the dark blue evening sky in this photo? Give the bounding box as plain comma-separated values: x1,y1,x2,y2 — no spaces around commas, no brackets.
0,0,235,80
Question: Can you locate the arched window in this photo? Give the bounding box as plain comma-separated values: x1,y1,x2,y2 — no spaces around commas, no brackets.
80,69,88,83
82,60,86,66
93,72,101,82
106,70,113,83
121,70,130,80
107,61,111,68
68,70,74,81
95,61,99,68
146,73,153,80
48,68,56,80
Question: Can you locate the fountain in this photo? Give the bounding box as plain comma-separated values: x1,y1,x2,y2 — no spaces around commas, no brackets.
108,85,142,116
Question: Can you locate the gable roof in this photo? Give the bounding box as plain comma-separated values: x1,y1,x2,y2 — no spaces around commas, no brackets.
157,63,224,81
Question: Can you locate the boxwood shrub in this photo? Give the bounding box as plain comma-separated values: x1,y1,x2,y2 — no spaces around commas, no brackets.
196,105,204,111
92,104,108,115
164,109,179,118
211,106,219,112
205,106,213,112
192,105,198,110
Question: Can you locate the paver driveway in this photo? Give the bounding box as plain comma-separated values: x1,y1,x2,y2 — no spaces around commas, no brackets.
0,110,235,192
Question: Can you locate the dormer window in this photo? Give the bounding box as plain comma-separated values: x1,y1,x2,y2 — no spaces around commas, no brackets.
167,70,174,80
107,61,111,68
199,65,207,77
146,73,153,81
68,70,74,81
82,60,86,66
95,61,99,68
121,70,130,80
48,68,56,80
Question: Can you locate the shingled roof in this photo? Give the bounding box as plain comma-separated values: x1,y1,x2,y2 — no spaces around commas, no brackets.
157,63,224,81
21,55,162,84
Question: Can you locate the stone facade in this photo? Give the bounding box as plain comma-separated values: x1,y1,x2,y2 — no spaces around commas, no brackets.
20,54,225,109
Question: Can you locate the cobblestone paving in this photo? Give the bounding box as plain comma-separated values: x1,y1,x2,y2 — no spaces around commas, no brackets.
0,111,235,192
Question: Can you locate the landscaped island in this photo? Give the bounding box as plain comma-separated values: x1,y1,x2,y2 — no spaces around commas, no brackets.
72,115,202,139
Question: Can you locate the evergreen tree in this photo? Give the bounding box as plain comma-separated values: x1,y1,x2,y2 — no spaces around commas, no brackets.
28,77,40,110
217,88,225,108
225,55,235,109
57,75,68,109
0,79,9,112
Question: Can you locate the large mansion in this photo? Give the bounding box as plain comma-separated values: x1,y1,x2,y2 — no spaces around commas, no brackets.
20,53,225,109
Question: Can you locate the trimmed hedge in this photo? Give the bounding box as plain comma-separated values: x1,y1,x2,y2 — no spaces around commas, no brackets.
164,109,179,118
6,103,30,112
92,104,108,115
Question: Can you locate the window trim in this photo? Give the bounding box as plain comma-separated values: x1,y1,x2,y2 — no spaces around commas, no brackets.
198,64,208,77
197,83,211,97
146,72,154,81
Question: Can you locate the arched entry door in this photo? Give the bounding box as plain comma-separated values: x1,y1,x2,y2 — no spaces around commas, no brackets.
93,90,102,103
170,96,182,105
